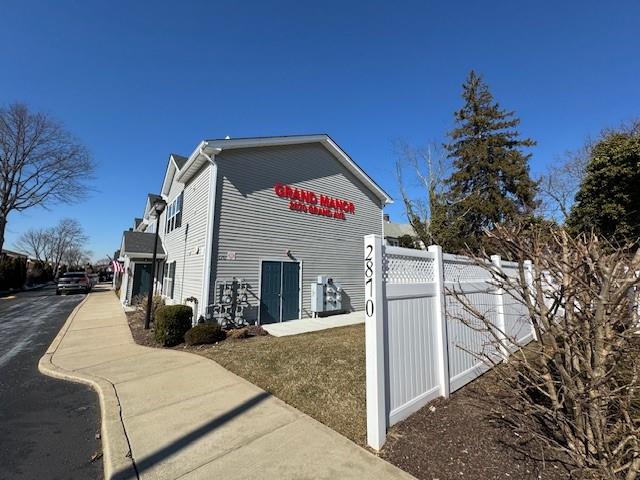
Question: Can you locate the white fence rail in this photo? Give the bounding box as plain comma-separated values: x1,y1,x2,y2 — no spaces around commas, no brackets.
364,235,535,450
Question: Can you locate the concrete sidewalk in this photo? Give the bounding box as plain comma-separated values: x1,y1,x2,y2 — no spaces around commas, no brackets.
40,289,413,480
262,311,364,337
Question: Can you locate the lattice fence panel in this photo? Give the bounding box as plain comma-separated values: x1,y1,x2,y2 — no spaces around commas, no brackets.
443,258,491,283
383,253,436,284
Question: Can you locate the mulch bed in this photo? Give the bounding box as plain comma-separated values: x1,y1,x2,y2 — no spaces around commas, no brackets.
126,311,160,348
380,372,570,480
126,310,570,479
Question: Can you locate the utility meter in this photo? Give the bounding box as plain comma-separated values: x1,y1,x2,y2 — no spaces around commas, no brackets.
310,275,343,315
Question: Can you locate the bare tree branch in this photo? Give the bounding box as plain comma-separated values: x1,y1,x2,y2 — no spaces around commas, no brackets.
537,147,588,221
449,224,640,478
394,140,449,246
0,103,94,252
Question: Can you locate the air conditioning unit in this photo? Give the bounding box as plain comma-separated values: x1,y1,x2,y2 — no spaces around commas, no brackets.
310,275,343,314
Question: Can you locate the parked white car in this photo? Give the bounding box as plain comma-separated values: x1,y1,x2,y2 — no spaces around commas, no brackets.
56,272,92,295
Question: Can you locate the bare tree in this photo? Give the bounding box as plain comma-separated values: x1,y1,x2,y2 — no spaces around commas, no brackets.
394,140,449,245
0,103,94,252
538,147,588,221
450,225,640,479
15,227,51,264
93,257,111,269
63,245,92,271
50,219,88,276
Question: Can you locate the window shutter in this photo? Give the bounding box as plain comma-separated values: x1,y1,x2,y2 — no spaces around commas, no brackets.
170,262,176,299
176,192,183,228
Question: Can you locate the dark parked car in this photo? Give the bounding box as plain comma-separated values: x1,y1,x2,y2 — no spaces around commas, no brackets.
98,271,113,282
56,272,92,295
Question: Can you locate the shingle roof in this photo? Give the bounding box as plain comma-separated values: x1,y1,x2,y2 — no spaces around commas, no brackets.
147,193,161,204
383,222,416,239
122,231,165,256
134,218,143,229
171,154,188,169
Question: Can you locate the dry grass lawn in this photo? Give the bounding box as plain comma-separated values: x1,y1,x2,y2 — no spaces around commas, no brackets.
193,324,367,445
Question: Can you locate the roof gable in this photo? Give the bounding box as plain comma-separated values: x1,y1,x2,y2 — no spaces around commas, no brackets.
160,154,188,197
175,135,393,204
143,193,162,220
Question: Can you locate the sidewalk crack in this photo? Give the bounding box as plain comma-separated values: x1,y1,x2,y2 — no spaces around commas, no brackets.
111,381,141,480
174,417,300,479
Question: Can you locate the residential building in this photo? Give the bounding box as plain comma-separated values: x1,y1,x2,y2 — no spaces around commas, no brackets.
118,135,392,324
383,214,424,248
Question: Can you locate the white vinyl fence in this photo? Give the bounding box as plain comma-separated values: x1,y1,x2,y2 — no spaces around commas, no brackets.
364,235,535,450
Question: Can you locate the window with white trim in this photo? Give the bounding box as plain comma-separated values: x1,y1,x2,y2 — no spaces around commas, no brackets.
165,192,183,233
163,261,176,299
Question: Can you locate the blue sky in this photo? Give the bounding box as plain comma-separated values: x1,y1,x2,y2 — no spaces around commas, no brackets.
1,0,638,260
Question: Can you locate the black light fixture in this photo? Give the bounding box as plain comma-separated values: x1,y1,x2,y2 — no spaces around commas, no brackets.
144,197,167,330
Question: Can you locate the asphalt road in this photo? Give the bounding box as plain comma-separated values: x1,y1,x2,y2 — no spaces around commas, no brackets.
0,285,102,479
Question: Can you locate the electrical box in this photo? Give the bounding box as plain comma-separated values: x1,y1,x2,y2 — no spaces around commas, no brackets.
310,275,343,314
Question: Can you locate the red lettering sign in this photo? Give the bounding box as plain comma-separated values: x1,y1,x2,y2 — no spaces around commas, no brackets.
274,183,355,221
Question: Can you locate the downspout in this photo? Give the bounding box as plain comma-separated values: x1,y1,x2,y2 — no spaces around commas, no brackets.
199,144,222,322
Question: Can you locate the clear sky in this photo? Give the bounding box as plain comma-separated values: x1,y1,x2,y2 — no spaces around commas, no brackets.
1,0,638,260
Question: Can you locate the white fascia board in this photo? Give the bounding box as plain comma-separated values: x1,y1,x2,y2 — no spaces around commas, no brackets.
119,234,126,259
160,161,176,197
175,140,208,184
321,136,393,205
175,136,393,204
122,252,167,260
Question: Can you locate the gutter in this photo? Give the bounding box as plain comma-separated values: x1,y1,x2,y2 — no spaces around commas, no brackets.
199,143,223,322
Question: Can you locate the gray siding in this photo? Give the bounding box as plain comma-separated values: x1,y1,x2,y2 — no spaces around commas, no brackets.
158,163,211,307
209,143,383,322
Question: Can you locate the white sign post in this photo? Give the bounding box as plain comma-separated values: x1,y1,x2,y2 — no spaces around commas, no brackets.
364,234,386,450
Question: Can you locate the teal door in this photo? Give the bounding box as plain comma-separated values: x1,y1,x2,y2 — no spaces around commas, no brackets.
259,261,300,324
260,261,282,324
132,263,152,297
281,262,300,321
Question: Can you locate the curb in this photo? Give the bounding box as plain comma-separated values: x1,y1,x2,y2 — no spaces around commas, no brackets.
38,293,138,480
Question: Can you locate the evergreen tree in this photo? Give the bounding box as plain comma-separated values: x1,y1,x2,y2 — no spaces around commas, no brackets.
435,71,538,253
567,123,640,244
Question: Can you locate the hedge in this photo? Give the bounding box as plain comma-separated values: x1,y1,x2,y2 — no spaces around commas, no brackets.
185,322,226,346
0,256,27,291
154,305,193,346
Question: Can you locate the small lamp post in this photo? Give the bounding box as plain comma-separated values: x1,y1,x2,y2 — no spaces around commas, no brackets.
145,197,167,330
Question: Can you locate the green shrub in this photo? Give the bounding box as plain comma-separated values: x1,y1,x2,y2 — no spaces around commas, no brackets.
26,261,53,286
185,322,226,346
0,256,27,290
154,305,193,346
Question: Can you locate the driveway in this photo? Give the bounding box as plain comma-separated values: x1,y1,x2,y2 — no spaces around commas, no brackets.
0,286,101,479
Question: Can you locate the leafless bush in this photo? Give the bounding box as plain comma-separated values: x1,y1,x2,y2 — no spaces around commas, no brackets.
131,293,164,324
450,224,640,479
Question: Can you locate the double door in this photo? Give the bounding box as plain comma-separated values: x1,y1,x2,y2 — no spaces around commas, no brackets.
260,261,300,324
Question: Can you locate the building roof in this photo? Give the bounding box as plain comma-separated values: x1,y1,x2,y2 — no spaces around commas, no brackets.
134,218,143,229
170,153,188,169
383,221,416,239
147,193,161,204
174,134,393,204
2,248,28,259
121,231,165,257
